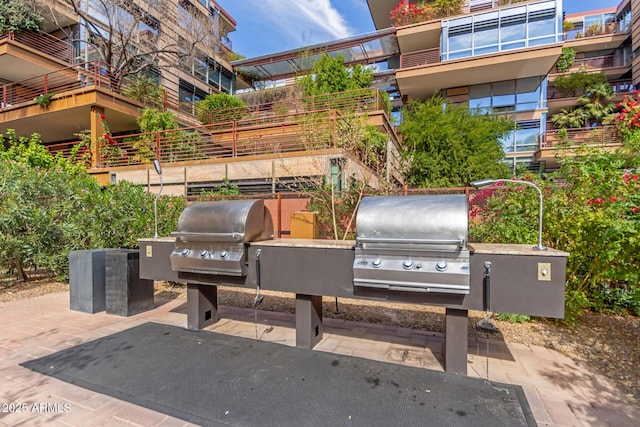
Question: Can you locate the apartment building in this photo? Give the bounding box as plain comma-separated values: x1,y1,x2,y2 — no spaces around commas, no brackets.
365,0,633,172
1,0,403,197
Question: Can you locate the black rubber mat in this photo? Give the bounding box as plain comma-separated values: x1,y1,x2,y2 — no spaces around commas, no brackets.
21,322,535,426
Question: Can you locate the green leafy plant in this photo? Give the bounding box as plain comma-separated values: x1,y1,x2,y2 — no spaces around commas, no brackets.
35,93,55,108
399,93,512,187
299,53,373,100
195,93,248,124
122,76,165,108
470,140,640,322
495,313,531,323
562,20,575,32
0,0,43,32
555,48,576,73
0,129,186,280
551,71,607,97
196,179,241,200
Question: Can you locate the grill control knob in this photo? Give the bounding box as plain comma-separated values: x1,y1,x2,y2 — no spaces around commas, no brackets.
181,249,190,257
220,250,229,259
402,259,413,270
435,260,448,272
371,258,382,268
200,250,209,258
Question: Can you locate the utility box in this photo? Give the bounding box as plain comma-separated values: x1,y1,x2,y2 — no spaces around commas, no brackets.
69,249,116,313
105,250,154,316
290,211,318,239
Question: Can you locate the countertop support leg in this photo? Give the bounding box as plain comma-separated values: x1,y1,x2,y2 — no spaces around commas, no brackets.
295,294,323,348
187,284,218,330
445,307,468,375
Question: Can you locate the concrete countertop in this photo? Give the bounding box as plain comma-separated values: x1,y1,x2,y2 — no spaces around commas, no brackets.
250,238,356,249
139,237,176,243
469,243,569,257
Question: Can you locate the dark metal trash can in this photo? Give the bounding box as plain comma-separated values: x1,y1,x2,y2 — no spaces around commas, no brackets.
105,250,154,316
69,249,116,313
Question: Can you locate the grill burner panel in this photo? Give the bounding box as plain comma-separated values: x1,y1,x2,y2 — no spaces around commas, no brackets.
171,244,246,276
170,199,273,277
354,195,470,294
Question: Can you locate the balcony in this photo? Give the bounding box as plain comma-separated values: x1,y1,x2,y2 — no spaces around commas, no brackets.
0,61,143,143
547,79,634,115
535,126,623,169
0,30,75,84
47,88,404,187
563,25,628,54
397,44,562,100
549,54,630,80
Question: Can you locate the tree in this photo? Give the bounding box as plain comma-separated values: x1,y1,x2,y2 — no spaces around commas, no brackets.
0,0,43,32
45,0,222,89
299,53,373,97
400,94,513,187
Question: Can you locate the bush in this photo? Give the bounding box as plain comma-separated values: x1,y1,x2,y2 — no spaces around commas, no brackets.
195,93,247,124
555,48,576,73
470,144,640,322
0,130,185,280
551,71,607,97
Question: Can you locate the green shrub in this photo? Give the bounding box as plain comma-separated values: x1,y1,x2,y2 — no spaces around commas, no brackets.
470,143,640,322
0,130,185,280
195,93,247,124
551,71,607,97
122,76,165,108
555,48,576,73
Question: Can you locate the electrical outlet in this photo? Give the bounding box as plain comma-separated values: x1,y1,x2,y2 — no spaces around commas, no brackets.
146,245,153,258
538,263,551,281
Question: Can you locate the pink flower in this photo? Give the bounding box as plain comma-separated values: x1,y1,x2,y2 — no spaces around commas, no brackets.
610,196,618,202
587,200,592,205
632,207,639,213
632,175,639,181
594,198,604,204
496,181,504,187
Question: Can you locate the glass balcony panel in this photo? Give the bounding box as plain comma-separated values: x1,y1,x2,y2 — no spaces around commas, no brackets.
500,22,526,44
449,32,472,53
474,45,499,56
528,15,555,39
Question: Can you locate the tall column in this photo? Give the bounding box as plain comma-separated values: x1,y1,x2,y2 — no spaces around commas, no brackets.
90,106,105,168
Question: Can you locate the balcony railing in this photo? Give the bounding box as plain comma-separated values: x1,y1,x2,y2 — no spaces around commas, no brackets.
563,21,625,41
547,79,634,100
550,54,629,75
400,48,440,68
0,30,74,64
541,126,621,149
0,61,128,108
52,108,398,176
204,87,387,124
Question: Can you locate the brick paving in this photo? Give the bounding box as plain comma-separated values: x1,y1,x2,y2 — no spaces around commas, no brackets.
1,291,638,426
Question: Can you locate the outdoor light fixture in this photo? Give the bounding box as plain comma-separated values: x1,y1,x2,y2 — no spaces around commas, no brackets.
153,159,163,239
471,179,546,251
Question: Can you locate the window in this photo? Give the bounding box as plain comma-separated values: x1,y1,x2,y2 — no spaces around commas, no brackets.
492,80,516,112
469,84,491,113
500,120,541,153
441,2,559,61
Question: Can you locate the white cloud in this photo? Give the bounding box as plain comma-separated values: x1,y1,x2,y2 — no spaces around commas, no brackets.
260,0,352,44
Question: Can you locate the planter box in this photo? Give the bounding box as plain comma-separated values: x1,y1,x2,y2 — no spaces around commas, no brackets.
69,249,116,313
105,250,154,316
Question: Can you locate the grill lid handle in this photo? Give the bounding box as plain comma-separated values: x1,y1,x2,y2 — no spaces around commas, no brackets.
170,231,244,242
356,237,465,247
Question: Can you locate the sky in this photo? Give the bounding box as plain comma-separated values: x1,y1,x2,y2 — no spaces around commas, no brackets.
217,0,622,59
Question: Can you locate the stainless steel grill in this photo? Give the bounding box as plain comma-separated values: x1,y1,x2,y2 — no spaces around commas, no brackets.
353,195,470,294
170,199,273,277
